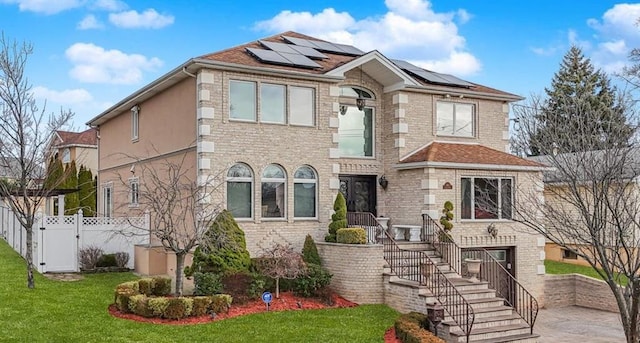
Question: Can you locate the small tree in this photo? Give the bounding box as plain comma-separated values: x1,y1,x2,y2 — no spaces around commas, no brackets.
256,244,307,298
78,165,96,216
0,33,73,288
325,193,347,242
302,234,321,265
439,201,454,231
63,160,79,215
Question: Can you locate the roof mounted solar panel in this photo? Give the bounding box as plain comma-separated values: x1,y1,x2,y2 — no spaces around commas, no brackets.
393,59,473,88
282,35,363,56
246,48,291,65
435,73,474,87
278,52,321,68
289,45,328,59
282,36,319,48
259,40,299,54
333,43,364,55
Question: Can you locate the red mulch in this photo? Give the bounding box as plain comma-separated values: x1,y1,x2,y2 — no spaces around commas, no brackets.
384,327,401,343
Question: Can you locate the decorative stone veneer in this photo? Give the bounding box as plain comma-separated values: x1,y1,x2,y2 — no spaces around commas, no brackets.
316,242,385,304
545,274,619,313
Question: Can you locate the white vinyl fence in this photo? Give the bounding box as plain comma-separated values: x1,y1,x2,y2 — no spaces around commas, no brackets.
0,206,149,273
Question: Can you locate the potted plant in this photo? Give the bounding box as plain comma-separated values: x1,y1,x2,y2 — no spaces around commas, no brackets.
465,258,482,282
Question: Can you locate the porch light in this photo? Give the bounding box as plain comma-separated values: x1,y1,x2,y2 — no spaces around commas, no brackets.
356,97,365,111
427,302,445,335
378,175,388,190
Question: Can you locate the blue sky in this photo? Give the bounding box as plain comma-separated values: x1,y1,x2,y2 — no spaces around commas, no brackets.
0,0,638,127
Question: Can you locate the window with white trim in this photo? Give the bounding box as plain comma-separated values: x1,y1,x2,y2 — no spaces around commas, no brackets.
131,106,139,140
293,165,317,218
261,164,286,218
461,177,512,220
61,148,71,163
437,102,474,137
230,80,257,121
289,86,315,126
129,177,139,207
338,107,374,157
226,163,253,219
102,183,113,217
260,83,285,123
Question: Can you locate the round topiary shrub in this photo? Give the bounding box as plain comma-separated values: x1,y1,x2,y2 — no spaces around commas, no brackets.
302,234,322,265
336,227,366,244
326,193,347,242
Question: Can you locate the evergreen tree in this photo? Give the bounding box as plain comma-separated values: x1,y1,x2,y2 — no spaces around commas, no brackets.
63,160,79,215
529,46,632,155
44,157,63,191
78,165,96,216
325,193,347,242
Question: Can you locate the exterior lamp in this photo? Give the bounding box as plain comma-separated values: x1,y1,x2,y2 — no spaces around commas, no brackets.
378,175,388,190
427,302,445,335
356,66,366,111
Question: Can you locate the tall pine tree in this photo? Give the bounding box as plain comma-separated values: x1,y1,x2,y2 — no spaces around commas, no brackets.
44,157,64,191
63,160,79,215
529,46,632,155
78,165,96,216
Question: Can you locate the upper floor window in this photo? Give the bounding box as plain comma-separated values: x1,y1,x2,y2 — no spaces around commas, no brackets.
338,106,374,157
131,105,140,141
261,164,286,219
461,177,512,220
102,182,113,217
61,148,71,163
226,163,253,219
437,102,474,137
229,80,315,126
293,166,317,218
128,177,139,207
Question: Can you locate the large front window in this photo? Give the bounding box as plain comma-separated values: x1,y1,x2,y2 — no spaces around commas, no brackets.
226,163,253,219
260,83,285,123
437,102,474,137
461,177,512,220
294,166,317,218
289,86,315,126
230,80,257,121
338,106,374,157
261,164,286,218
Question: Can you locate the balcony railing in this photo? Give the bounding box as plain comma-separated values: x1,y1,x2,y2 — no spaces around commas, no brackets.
346,212,383,244
422,214,461,274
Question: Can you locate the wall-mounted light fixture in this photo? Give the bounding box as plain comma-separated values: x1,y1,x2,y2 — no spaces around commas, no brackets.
339,105,348,116
487,223,497,238
356,66,366,111
378,175,388,190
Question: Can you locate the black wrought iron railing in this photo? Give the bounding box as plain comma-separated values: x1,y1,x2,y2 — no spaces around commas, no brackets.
346,212,383,244
463,248,539,334
422,214,462,274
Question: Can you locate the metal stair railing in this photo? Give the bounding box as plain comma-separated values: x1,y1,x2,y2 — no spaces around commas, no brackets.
422,214,462,274
464,248,539,334
347,212,474,342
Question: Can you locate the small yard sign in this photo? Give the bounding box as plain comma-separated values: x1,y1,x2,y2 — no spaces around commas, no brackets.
262,291,272,311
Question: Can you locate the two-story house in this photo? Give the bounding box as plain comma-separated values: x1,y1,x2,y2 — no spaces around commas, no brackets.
87,32,547,303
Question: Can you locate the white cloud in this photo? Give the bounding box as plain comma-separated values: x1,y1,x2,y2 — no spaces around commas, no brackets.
77,14,103,30
65,43,163,84
0,0,82,15
254,0,480,76
109,8,174,29
32,86,93,103
90,0,127,11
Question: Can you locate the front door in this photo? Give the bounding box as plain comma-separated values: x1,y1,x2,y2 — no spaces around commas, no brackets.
485,247,516,306
339,175,377,216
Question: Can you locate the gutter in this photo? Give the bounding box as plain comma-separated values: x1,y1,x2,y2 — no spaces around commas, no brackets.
403,85,524,102
393,161,552,172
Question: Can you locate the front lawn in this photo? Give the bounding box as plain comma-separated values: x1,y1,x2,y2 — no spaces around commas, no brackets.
0,241,398,342
544,259,629,286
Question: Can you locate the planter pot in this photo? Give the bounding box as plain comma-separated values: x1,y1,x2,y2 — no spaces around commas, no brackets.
465,258,482,283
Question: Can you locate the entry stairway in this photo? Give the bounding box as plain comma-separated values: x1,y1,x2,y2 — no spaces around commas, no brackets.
347,212,539,343
387,241,539,343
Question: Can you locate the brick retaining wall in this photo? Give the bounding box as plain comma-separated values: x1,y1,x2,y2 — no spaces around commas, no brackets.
316,242,385,304
545,274,619,313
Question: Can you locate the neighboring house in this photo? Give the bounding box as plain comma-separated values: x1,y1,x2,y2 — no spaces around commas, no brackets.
46,128,98,175
87,32,547,300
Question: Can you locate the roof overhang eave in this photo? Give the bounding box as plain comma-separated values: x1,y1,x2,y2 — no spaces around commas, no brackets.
404,85,524,102
393,161,551,172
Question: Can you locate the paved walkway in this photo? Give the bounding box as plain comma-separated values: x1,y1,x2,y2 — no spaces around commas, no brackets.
536,306,625,342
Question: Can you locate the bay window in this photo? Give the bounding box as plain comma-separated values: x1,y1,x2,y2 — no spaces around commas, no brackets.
461,177,513,220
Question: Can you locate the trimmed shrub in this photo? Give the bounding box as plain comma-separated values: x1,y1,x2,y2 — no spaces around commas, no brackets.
394,312,444,343
138,278,154,296
151,276,172,296
336,227,366,244
128,294,154,318
193,272,223,296
163,297,193,320
186,210,251,276
114,252,129,268
302,234,321,265
439,201,454,231
79,246,103,270
221,272,253,304
192,296,213,316
209,294,233,314
293,263,332,297
326,193,347,242
114,288,137,313
96,253,117,267
147,297,169,317
247,273,268,300
116,281,140,294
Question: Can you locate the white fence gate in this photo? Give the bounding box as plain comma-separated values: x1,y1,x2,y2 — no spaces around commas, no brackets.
0,206,149,273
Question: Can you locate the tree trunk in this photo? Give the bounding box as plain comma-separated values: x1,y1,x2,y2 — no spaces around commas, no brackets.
174,252,186,296
25,227,34,289
275,278,280,298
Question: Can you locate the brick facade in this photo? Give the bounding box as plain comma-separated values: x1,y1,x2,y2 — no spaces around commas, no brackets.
545,274,619,313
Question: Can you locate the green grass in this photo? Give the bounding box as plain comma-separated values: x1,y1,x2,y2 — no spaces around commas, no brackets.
545,259,629,286
0,241,399,342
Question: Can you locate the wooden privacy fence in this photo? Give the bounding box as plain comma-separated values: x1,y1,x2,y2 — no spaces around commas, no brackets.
0,206,149,273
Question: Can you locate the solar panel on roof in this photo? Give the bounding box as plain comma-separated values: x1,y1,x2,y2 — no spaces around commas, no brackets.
259,40,299,54
279,52,321,68
282,36,319,48
246,48,291,65
289,45,328,59
312,40,345,53
435,73,474,87
393,59,472,88
333,43,364,55
282,35,363,56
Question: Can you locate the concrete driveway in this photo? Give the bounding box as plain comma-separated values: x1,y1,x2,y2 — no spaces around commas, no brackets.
535,306,625,342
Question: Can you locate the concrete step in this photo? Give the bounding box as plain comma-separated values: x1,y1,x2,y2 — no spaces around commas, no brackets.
444,314,523,330
466,297,507,309
450,322,531,342
448,278,490,291
470,333,540,343
395,242,435,251
458,288,497,301
472,305,516,319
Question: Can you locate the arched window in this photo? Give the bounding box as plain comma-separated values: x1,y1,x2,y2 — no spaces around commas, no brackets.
261,164,286,218
339,86,375,99
226,163,253,219
294,166,317,218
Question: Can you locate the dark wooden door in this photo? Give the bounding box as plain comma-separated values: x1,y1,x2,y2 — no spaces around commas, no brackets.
486,248,516,306
339,175,377,216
